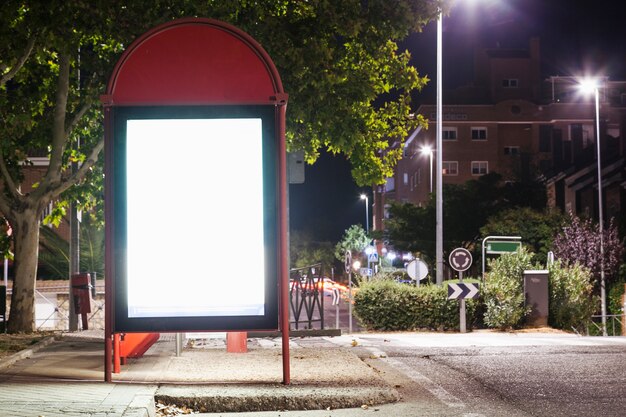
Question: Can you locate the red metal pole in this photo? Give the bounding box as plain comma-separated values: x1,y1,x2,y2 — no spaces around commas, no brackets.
113,333,121,373
103,104,113,383
277,102,290,385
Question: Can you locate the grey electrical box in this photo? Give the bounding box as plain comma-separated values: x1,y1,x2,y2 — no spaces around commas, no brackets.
288,151,305,184
523,270,549,327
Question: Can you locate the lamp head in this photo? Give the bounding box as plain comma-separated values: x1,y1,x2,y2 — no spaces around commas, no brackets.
420,145,433,156
579,78,599,95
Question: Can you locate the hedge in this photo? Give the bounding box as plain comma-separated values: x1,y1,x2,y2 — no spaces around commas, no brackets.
353,280,477,331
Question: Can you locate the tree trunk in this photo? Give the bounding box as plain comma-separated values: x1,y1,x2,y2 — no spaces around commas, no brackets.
7,209,41,333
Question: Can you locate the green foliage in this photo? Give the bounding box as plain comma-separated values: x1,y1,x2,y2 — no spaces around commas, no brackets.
483,247,535,329
38,217,104,279
334,224,370,261
0,0,444,332
481,208,565,266
353,279,477,331
385,173,548,262
290,230,335,273
548,261,596,332
607,265,626,315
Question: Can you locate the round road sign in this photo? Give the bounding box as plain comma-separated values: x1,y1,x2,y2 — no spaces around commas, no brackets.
449,248,472,272
344,250,352,274
407,259,428,281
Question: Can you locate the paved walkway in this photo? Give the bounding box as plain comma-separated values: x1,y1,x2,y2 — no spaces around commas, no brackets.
1,330,625,416
0,331,394,416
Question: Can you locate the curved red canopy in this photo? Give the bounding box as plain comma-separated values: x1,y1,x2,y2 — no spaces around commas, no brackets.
104,18,285,106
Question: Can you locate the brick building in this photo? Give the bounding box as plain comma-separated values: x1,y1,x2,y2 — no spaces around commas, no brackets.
373,38,626,232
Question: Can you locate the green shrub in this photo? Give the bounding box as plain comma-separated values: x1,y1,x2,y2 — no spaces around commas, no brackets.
483,247,535,329
548,261,596,332
353,280,476,331
608,265,626,315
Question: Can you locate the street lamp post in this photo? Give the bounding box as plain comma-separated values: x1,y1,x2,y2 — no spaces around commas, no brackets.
435,8,444,285
581,78,607,336
420,145,434,193
360,194,369,234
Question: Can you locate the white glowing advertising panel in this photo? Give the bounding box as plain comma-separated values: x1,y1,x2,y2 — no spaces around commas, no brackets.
113,106,278,332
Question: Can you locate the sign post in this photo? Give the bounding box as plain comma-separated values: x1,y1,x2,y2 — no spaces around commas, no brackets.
481,236,522,280
449,248,473,333
103,18,288,383
406,259,429,286
345,250,353,334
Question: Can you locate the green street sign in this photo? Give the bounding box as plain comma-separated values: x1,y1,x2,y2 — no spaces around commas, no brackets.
486,241,521,254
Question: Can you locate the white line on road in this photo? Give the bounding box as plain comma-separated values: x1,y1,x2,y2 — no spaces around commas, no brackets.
365,346,466,409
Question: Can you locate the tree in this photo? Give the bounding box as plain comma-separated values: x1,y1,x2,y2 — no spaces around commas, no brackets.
385,173,545,261
289,230,335,274
552,215,624,291
1,1,441,332
481,207,565,266
334,225,370,263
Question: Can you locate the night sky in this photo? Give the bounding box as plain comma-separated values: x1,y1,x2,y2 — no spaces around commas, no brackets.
288,0,626,244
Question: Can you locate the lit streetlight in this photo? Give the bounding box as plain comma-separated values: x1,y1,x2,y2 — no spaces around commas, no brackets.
580,77,607,336
360,193,369,234
420,145,434,193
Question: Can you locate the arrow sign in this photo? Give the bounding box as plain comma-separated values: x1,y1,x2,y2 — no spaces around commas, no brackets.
447,282,480,300
449,248,473,272
331,288,340,306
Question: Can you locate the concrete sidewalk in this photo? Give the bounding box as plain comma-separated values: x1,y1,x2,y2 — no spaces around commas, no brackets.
0,331,397,416
1,330,625,416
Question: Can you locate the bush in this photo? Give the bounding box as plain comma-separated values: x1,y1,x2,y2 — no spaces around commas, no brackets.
483,247,535,329
353,279,477,331
608,265,626,315
548,261,596,332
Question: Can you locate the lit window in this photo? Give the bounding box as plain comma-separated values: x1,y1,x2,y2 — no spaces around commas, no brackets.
471,127,487,140
471,161,489,175
442,161,458,176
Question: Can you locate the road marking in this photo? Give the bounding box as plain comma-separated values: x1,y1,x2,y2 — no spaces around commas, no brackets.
365,346,466,408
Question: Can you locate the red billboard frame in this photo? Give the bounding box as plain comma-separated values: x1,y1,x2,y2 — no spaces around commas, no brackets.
102,18,289,383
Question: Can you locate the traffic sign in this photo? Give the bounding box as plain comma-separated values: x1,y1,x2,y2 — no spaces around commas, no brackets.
449,248,472,272
331,288,340,306
407,259,428,281
486,241,521,254
447,282,480,300
359,268,373,277
368,252,379,263
344,250,352,274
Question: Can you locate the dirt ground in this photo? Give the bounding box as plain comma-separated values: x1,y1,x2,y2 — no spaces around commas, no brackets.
0,332,55,359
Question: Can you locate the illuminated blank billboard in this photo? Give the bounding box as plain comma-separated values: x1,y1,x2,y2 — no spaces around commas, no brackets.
112,106,278,332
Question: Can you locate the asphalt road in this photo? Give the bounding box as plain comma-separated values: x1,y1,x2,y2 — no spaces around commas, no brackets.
198,333,626,416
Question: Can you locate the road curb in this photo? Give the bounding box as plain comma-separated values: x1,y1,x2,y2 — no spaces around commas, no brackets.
0,336,56,371
155,385,399,413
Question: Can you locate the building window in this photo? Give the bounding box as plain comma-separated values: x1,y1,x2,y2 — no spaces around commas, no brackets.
403,172,409,185
502,78,519,88
443,127,457,140
442,161,458,176
385,177,395,192
539,125,552,152
581,124,594,148
504,146,520,155
471,127,487,140
471,161,488,175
